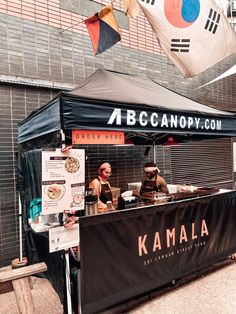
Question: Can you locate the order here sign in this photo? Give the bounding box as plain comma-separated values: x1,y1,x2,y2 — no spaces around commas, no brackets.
72,130,125,145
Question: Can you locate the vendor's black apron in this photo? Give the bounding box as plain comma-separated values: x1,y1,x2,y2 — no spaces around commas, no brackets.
142,175,161,193
97,177,113,204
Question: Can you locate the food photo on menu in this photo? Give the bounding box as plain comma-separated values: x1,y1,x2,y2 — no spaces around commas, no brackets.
46,183,65,200
65,156,80,173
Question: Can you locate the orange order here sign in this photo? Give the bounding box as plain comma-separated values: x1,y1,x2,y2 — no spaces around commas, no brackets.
72,130,125,145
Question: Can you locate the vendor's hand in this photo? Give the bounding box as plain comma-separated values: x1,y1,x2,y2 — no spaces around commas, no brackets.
106,206,116,212
64,216,76,229
64,211,79,229
132,190,140,198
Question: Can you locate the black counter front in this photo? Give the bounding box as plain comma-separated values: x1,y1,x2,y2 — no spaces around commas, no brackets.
79,191,236,314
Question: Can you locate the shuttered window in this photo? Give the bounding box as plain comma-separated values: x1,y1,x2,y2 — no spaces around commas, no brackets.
168,138,233,189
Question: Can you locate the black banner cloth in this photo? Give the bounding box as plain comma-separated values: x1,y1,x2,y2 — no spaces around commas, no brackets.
79,191,236,313
63,99,236,137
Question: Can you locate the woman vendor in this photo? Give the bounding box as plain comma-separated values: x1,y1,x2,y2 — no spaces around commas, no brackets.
89,162,114,213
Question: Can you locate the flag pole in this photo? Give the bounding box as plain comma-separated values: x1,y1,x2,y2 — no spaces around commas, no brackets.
59,20,84,34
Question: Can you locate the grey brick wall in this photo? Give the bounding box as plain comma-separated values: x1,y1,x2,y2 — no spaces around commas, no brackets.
0,86,57,266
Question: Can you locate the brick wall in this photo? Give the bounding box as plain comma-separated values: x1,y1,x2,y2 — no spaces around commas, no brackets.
0,0,235,266
0,85,57,266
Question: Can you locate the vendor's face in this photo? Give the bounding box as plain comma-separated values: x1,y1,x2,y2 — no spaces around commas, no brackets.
100,168,112,180
145,170,156,179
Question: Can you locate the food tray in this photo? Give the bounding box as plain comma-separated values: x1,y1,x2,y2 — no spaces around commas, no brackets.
170,187,219,201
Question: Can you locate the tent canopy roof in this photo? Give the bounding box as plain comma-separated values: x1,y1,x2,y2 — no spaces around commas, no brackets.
66,69,232,116
18,69,236,144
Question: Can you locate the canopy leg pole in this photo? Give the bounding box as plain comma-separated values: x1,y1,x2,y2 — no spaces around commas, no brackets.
19,193,23,262
77,269,82,313
153,141,156,163
76,244,82,314
11,192,28,268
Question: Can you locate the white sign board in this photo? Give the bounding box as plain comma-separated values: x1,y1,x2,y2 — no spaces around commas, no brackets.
42,148,85,214
42,148,85,215
49,225,79,253
233,143,236,173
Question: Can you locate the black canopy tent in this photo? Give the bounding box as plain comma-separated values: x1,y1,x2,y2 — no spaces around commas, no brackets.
18,69,236,145
17,69,236,314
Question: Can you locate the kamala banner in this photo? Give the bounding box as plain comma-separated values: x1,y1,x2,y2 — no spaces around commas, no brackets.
79,192,236,314
63,100,236,137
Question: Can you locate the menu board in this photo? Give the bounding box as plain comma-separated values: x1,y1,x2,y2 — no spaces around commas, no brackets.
49,224,79,253
42,148,85,214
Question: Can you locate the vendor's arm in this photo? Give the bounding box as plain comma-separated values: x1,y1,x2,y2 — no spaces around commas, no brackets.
89,179,108,213
157,176,169,194
139,176,146,196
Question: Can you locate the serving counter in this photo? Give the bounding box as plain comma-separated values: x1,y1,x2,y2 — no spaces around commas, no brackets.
26,190,236,314
79,190,236,314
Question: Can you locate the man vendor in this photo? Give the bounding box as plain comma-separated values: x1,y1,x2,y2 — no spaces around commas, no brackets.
139,162,169,196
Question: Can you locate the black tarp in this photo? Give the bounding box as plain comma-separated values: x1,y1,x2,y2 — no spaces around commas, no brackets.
18,69,236,144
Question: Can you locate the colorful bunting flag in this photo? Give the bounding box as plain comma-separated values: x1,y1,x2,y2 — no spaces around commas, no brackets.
84,4,121,55
122,0,140,17
126,0,236,77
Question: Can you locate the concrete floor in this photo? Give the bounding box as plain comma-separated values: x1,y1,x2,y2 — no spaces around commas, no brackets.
127,259,236,314
0,259,235,314
0,276,63,314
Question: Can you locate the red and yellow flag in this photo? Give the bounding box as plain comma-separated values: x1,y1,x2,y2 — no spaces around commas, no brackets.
84,4,121,55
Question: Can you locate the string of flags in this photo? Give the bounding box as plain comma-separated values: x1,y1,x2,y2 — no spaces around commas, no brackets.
82,1,236,78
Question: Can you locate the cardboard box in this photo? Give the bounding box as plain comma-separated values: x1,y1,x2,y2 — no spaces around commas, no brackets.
111,187,121,206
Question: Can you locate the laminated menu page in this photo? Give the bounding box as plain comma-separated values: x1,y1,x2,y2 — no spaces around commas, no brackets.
42,148,85,214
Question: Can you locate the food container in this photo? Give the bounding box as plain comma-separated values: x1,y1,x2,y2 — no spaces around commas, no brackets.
127,182,142,194
141,192,170,204
118,195,139,210
85,188,98,215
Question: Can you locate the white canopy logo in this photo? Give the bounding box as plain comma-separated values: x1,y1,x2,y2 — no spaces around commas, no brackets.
107,108,222,131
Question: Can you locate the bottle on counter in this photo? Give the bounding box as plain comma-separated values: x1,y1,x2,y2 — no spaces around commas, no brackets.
106,201,113,211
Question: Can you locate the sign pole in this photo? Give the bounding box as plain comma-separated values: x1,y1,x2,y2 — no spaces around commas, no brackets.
65,249,72,314
60,129,73,314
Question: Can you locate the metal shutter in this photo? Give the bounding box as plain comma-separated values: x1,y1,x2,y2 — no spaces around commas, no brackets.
169,138,233,189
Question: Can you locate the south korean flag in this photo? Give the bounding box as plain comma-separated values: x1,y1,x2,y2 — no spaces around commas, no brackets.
137,0,236,78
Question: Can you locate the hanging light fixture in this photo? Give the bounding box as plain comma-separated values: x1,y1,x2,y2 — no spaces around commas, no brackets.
162,137,179,146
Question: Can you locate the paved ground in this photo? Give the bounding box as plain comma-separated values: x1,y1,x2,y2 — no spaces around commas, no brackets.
127,259,236,314
0,258,235,314
0,276,63,314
